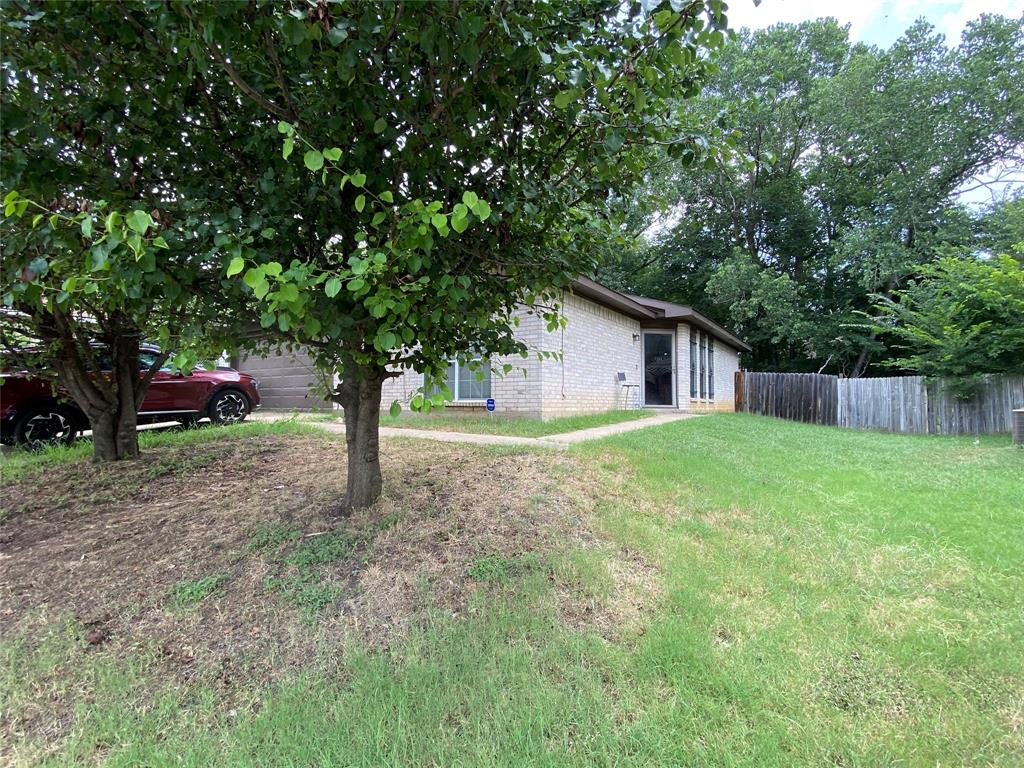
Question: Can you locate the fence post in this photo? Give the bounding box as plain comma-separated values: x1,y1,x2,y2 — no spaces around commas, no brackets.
735,370,745,412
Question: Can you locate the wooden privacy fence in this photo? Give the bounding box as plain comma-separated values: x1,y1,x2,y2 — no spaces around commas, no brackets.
733,371,838,426
735,371,1024,435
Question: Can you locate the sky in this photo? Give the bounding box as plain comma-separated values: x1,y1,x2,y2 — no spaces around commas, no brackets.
727,0,1024,206
728,0,1024,48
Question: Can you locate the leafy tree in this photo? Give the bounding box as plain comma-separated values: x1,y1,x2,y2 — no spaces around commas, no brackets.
601,15,1024,375
873,251,1024,396
979,194,1024,257
0,192,236,460
1,1,729,511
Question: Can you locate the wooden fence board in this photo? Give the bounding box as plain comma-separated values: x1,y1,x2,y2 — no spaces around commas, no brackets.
735,371,837,426
737,372,1024,435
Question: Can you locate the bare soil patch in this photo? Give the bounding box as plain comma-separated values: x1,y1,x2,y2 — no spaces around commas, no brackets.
0,431,657,755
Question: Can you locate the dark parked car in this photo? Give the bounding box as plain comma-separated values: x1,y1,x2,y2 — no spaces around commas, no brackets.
0,345,260,447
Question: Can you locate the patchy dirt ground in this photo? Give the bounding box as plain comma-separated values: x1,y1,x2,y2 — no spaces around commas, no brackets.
0,430,658,755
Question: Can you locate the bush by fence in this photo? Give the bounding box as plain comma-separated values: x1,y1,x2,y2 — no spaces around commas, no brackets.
735,371,1024,435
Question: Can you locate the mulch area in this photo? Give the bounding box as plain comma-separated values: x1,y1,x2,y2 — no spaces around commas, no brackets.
0,430,648,754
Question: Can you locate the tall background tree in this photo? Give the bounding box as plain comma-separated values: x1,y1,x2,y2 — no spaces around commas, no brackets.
2,0,730,510
600,14,1024,375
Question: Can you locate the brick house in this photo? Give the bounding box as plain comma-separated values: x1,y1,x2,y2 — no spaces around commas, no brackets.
241,277,748,417
378,276,749,418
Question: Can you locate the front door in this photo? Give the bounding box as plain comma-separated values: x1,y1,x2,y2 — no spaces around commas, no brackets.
643,331,675,407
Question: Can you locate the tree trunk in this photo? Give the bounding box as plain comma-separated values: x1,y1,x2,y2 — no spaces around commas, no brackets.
51,324,144,462
850,346,871,378
110,332,142,459
336,373,385,516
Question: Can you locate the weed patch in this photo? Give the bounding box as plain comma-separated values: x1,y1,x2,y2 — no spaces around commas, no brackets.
245,521,302,554
468,552,545,584
168,573,230,608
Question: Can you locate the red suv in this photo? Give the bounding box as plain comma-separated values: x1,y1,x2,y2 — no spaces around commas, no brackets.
1,345,260,447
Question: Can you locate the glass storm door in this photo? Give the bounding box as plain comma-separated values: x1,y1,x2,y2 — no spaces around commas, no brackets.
643,332,675,407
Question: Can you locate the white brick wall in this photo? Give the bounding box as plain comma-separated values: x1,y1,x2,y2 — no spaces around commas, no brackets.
379,308,545,417
539,292,642,418
378,296,742,418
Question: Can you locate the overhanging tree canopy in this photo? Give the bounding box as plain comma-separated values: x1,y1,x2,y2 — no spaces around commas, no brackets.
2,0,730,510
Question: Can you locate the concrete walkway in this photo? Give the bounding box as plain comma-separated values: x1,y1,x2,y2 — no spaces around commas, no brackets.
252,411,696,450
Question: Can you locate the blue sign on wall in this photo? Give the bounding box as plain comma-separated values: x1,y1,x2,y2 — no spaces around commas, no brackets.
486,398,496,412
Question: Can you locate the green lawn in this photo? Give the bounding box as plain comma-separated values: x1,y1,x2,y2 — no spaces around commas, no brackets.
2,415,1021,766
310,407,654,436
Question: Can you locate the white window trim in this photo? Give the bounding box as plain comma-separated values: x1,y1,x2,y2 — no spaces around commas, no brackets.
444,357,491,403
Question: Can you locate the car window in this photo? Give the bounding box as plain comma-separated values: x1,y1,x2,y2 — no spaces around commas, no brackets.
139,351,159,371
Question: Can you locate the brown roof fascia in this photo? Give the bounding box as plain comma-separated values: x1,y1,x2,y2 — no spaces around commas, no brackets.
567,280,752,353
628,295,751,352
569,276,658,320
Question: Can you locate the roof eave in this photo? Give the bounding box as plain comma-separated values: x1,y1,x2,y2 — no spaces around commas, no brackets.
570,277,658,320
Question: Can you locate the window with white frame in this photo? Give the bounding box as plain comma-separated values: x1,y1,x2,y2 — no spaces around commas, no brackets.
689,329,697,399
708,336,715,400
432,356,491,401
699,332,707,399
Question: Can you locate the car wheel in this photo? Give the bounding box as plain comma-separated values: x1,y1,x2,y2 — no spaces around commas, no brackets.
14,405,80,449
207,390,249,425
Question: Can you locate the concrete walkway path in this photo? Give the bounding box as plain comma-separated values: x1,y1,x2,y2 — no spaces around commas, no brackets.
252,411,695,449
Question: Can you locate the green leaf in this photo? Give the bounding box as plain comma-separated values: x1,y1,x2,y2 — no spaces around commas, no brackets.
283,136,294,159
603,130,624,153
126,210,152,234
324,277,342,297
431,213,447,231
462,191,478,207
277,121,293,134
254,279,271,299
371,211,386,226
227,256,245,277
373,117,387,134
263,261,283,276
323,147,343,162
389,401,401,418
380,190,394,203
304,316,322,336
473,200,491,220
351,172,366,187
355,194,366,212
278,313,291,332
80,216,93,239
243,267,264,288
553,89,577,109
278,282,299,302
328,25,349,45
27,256,47,278
347,277,366,292
304,150,324,171
152,236,169,249
90,248,108,271
260,227,277,239
451,214,468,233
